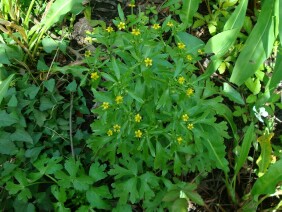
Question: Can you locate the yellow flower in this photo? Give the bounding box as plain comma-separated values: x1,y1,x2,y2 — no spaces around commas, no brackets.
167,21,174,27
135,130,142,138
101,102,110,110
106,26,114,33
152,24,160,29
84,36,92,43
113,124,121,132
144,58,152,67
128,3,135,7
85,50,91,57
177,136,183,144
182,114,189,122
107,129,113,136
115,95,123,104
186,88,194,97
131,28,140,36
85,30,91,35
187,124,194,130
117,22,126,30
91,72,99,80
186,54,193,61
198,49,204,54
135,114,142,122
177,42,185,49
178,76,185,84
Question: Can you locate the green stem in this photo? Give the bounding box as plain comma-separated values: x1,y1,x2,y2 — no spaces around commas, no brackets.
23,0,36,29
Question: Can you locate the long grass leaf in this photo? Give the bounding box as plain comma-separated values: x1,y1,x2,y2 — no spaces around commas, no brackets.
179,0,201,28
230,0,276,85
234,123,255,176
0,74,15,105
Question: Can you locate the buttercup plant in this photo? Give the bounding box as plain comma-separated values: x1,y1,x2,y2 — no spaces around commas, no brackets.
85,5,233,210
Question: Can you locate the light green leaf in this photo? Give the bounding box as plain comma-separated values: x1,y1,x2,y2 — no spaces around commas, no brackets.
222,82,245,105
42,37,58,53
205,28,240,58
179,0,201,28
251,159,282,201
176,32,205,54
245,78,261,95
256,133,274,176
223,0,248,31
0,74,14,105
234,123,255,176
230,0,276,85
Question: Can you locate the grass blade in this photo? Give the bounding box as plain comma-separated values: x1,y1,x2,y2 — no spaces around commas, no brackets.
0,74,15,105
179,0,201,28
234,123,255,176
230,0,276,85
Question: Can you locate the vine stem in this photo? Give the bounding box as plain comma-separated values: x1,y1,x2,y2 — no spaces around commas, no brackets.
69,93,75,157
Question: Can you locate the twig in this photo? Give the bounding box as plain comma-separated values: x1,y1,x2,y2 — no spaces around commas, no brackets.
69,93,75,157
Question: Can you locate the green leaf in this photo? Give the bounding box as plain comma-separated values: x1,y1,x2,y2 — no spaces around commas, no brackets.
127,90,144,104
171,198,187,212
173,58,184,77
162,190,179,202
179,0,201,28
256,133,274,176
117,4,125,21
86,186,112,209
89,162,107,182
39,96,54,111
223,0,248,31
73,175,93,191
176,32,205,55
112,58,121,80
251,159,282,201
66,80,77,92
222,82,245,105
205,28,240,58
51,185,67,203
269,51,282,91
156,89,170,110
245,78,261,95
43,78,56,92
64,158,79,177
37,59,49,71
0,133,17,155
11,128,33,144
92,89,113,103
230,0,276,85
6,181,23,195
185,190,204,206
0,111,18,127
7,95,18,107
0,74,14,105
234,123,255,176
42,37,58,53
